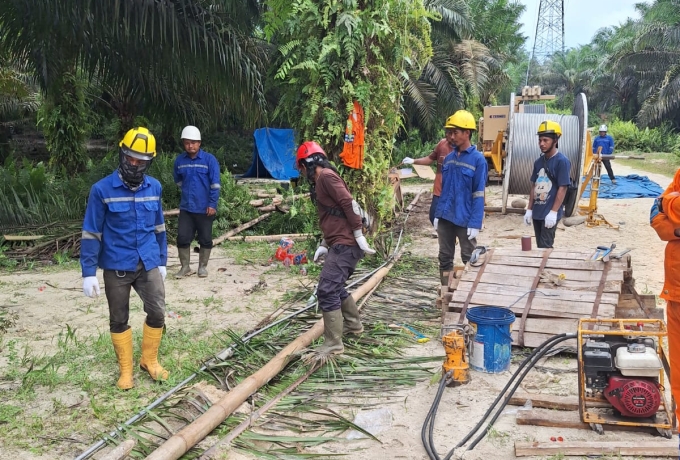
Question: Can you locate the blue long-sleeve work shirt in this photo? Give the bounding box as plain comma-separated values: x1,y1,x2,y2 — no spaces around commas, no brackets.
592,134,615,155
80,172,167,277
173,149,221,213
435,145,488,229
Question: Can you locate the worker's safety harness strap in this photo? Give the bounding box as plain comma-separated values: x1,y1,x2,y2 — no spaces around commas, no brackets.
459,248,495,325
518,248,553,346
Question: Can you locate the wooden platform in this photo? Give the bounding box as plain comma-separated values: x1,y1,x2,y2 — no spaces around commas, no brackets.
439,248,662,348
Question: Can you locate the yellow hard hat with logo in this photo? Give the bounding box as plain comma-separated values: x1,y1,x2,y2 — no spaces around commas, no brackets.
537,120,562,138
444,110,477,130
119,127,157,160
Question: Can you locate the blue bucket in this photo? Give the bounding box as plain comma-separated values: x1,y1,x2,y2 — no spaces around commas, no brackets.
466,306,515,373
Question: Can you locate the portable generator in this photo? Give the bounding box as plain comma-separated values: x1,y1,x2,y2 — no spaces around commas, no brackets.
577,318,673,438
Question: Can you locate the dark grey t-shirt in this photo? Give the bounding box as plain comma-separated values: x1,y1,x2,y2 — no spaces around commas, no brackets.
530,152,571,220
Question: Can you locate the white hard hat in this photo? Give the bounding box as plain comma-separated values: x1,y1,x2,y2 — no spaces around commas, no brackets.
599,124,607,132
181,125,201,141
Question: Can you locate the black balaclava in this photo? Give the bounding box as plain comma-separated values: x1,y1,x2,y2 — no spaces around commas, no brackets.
118,148,152,190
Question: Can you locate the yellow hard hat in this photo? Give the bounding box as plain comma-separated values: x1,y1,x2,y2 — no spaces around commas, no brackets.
119,127,157,159
537,120,562,137
444,110,477,130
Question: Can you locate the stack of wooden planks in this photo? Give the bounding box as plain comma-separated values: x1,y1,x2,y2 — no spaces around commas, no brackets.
439,248,660,348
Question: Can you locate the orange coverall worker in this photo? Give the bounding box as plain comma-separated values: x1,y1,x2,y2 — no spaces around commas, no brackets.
650,168,680,426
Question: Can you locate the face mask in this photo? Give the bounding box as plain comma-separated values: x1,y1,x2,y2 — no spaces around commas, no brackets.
118,149,151,188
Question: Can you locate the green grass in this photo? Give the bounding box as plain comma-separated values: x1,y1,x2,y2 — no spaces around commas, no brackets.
616,152,680,178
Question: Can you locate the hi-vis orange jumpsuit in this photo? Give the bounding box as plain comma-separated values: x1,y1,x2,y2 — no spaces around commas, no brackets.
650,169,680,425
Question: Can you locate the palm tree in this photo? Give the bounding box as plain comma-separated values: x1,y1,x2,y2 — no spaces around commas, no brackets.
618,0,680,126
0,0,267,132
538,48,597,108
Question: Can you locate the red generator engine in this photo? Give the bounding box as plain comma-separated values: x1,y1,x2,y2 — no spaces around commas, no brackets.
582,340,662,418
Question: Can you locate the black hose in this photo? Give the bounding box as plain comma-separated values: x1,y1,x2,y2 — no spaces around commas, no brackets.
421,371,452,460
452,333,571,451
421,332,576,460
462,333,576,453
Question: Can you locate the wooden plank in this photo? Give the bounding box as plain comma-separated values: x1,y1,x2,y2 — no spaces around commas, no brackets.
448,293,616,318
443,312,579,347
466,264,623,283
509,393,612,411
516,409,589,429
456,272,622,293
411,164,436,180
492,249,596,260
514,441,678,457
479,256,625,272
454,282,620,305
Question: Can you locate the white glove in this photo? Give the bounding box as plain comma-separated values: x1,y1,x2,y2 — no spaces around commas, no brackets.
83,276,100,298
353,230,376,255
467,228,479,240
433,218,439,231
523,209,533,226
314,245,328,262
544,210,558,229
158,266,167,281
402,157,415,165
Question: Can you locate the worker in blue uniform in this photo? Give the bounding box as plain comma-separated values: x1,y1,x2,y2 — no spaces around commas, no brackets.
592,124,616,184
80,127,169,390
173,125,221,278
434,110,487,286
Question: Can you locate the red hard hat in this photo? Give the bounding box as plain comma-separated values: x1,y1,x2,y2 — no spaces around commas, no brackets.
296,141,325,166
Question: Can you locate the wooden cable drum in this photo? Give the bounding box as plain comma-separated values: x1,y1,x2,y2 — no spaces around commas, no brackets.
501,93,588,217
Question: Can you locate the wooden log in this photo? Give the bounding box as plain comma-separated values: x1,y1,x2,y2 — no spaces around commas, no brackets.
2,234,45,241
485,206,525,214
258,204,277,212
145,255,401,460
99,440,135,460
514,441,677,457
213,213,272,246
163,209,180,217
226,233,315,243
249,199,265,207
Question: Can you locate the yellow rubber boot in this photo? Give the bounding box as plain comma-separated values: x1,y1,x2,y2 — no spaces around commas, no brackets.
139,323,169,381
110,329,134,390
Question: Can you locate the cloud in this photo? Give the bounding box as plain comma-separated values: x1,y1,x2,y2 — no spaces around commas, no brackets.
519,0,641,50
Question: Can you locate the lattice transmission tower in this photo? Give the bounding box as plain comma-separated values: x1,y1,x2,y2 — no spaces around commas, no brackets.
526,0,565,84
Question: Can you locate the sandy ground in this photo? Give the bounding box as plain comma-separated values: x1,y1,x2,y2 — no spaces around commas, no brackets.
0,162,675,459
320,162,673,460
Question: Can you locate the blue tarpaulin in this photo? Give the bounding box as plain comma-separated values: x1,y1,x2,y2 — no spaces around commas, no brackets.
582,174,664,199
242,128,299,180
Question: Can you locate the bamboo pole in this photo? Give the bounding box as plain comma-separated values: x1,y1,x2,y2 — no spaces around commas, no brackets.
212,213,272,246
99,440,135,460
226,233,314,243
163,209,180,217
146,254,401,460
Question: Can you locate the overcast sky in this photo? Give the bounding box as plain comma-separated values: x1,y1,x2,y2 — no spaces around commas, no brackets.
518,0,642,51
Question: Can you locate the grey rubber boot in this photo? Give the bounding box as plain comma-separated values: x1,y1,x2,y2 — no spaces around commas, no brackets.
317,310,344,355
175,247,191,278
197,247,211,278
340,296,364,335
